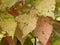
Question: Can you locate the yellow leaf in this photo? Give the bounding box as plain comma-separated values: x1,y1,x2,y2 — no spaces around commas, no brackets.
0,0,18,11
15,24,27,45
0,12,17,38
16,14,38,38
35,0,56,19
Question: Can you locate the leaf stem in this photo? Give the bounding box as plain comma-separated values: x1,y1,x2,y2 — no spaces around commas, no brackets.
34,37,36,45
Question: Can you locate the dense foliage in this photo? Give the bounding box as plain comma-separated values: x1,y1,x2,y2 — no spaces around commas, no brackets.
0,0,60,45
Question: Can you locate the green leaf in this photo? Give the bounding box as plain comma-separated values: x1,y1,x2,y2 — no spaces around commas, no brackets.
51,37,60,45
26,0,42,6
51,37,56,43
56,17,60,21
23,37,33,45
53,39,60,45
32,0,42,7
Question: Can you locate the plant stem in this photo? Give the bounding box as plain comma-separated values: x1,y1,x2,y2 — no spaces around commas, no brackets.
34,37,36,45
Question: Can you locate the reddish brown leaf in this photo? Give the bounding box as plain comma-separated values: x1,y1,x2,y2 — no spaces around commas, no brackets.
34,17,53,45
1,36,16,45
7,8,19,17
47,39,52,45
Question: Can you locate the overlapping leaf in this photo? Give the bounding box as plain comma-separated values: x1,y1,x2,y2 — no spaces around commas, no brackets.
0,12,17,38
0,0,18,11
15,24,27,45
16,14,38,38
52,21,60,39
23,37,33,45
34,17,53,45
52,37,60,45
34,0,56,19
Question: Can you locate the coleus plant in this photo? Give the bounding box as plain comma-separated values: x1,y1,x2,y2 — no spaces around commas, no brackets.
0,0,60,45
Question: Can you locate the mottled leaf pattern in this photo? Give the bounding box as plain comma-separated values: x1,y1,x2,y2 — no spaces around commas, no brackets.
0,12,17,38
16,14,38,37
35,0,55,19
34,17,53,45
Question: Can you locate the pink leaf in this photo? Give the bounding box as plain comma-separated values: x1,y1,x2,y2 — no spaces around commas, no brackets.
34,17,53,45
